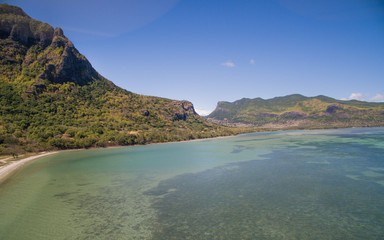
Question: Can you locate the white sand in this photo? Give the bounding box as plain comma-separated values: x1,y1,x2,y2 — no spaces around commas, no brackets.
0,152,58,183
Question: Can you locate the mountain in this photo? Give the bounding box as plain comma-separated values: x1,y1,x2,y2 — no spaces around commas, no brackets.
0,4,237,156
207,94,384,129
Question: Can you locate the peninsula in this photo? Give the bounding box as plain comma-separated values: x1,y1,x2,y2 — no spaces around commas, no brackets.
0,4,241,157
207,94,384,129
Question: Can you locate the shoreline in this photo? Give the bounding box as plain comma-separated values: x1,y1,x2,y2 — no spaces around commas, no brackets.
0,126,381,184
0,152,59,184
0,134,239,184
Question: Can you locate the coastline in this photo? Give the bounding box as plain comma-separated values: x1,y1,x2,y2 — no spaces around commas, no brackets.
0,152,58,184
0,126,381,184
0,134,238,184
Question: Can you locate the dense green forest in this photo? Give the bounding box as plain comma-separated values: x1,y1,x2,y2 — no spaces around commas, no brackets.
0,4,245,156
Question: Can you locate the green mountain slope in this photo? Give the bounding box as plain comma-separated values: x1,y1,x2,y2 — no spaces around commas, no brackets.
207,94,384,129
0,4,236,155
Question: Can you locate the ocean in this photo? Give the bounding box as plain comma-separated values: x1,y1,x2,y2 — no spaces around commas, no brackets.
1,128,383,239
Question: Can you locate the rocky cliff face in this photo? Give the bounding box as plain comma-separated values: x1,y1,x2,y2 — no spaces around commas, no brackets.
0,4,99,86
38,27,99,86
165,100,197,121
0,4,53,46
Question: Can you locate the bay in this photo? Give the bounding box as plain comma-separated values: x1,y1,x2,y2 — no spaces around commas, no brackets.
0,128,384,239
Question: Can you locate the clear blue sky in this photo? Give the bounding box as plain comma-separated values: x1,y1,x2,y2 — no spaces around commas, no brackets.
3,0,384,115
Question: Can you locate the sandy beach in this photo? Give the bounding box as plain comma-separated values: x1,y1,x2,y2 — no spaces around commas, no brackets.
0,152,58,183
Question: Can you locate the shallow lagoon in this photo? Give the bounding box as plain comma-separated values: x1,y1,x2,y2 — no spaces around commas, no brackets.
1,128,384,239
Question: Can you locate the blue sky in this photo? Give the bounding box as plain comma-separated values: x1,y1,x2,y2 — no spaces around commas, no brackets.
3,0,384,115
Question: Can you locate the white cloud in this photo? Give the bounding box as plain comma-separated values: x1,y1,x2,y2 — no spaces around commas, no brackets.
250,59,255,64
221,61,235,68
371,93,384,102
348,93,366,101
343,93,384,102
195,109,212,116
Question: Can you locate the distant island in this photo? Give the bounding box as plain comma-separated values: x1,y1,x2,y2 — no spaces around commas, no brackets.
0,4,242,157
207,94,384,129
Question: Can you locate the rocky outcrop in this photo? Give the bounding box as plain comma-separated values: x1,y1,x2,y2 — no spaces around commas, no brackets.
0,4,54,46
1,4,99,86
0,4,28,16
165,100,197,121
39,31,99,85
325,105,342,114
181,101,197,114
214,101,231,112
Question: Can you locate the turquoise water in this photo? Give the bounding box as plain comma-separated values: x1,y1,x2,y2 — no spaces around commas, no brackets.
0,128,384,239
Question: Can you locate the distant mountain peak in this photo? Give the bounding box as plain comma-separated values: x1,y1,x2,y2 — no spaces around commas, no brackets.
0,4,55,46
0,3,101,86
0,4,29,17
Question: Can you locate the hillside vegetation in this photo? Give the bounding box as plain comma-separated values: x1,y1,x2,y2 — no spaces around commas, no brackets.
0,4,241,156
207,94,384,129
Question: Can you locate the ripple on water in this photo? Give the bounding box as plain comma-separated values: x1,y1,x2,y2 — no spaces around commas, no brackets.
1,128,384,240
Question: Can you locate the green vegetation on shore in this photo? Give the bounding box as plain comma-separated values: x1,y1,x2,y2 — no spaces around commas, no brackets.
0,4,248,156
207,94,384,129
